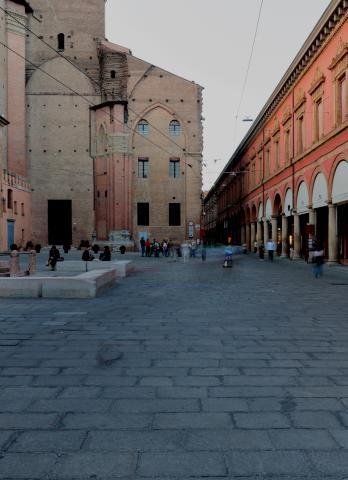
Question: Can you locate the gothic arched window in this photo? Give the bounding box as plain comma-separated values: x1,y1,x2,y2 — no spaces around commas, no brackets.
137,119,149,136
169,120,181,136
110,70,116,79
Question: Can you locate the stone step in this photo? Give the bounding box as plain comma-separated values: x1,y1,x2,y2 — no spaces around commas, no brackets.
0,273,10,277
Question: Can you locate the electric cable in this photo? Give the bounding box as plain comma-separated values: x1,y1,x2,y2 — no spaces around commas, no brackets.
0,5,202,175
232,0,264,142
0,39,204,182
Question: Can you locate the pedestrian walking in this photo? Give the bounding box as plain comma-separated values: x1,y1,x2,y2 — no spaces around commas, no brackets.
259,242,265,260
145,238,151,257
181,241,190,263
140,237,146,257
253,241,258,253
162,240,168,257
266,238,276,262
312,244,324,278
201,244,207,261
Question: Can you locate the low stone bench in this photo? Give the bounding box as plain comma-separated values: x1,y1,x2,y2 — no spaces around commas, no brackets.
0,268,117,299
55,260,133,277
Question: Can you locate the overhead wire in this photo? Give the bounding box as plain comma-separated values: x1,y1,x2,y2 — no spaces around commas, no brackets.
0,5,202,178
232,0,264,143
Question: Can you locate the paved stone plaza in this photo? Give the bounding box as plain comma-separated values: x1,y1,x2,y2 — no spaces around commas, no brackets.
1,249,348,479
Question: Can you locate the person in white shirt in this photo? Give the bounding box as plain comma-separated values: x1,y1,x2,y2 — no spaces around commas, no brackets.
266,238,276,262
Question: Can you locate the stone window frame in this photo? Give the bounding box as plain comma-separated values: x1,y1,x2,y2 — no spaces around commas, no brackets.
264,140,271,178
294,92,306,156
329,39,348,128
169,120,181,136
169,158,180,178
137,119,149,136
257,146,263,183
138,157,149,178
308,68,325,144
281,107,292,165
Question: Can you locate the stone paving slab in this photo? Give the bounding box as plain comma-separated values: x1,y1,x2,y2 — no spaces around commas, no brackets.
0,251,348,478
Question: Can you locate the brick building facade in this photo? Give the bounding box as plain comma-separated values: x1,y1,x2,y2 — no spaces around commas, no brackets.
204,0,348,264
24,0,203,248
0,0,32,251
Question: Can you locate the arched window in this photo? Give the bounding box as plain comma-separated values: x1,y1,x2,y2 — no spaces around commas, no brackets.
7,189,13,209
137,119,149,136
110,70,116,79
57,33,65,51
169,120,181,136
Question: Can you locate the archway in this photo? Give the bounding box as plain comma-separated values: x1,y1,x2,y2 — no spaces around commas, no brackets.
332,160,348,262
312,172,328,255
273,193,283,254
296,181,309,258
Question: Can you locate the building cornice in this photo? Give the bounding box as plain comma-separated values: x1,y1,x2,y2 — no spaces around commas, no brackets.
207,0,348,201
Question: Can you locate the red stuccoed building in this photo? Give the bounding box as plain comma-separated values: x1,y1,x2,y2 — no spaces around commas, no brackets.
204,0,348,264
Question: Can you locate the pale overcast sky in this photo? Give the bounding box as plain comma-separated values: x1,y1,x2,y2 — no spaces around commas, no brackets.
106,0,330,190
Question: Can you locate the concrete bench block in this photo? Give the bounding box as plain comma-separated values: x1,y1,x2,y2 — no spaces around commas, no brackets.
0,278,42,298
0,268,117,299
41,269,117,299
54,260,132,278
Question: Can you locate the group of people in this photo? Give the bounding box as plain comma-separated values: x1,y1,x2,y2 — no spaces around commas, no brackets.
82,245,111,262
252,238,325,277
46,244,112,270
139,238,204,261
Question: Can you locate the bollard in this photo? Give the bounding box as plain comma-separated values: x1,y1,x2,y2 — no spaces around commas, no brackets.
28,250,37,275
10,250,20,276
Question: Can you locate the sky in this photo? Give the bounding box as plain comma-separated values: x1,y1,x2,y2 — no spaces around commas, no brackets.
106,0,330,190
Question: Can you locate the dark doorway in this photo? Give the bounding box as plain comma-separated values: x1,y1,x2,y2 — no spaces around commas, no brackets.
48,200,72,245
338,203,348,263
316,206,328,257
299,213,309,259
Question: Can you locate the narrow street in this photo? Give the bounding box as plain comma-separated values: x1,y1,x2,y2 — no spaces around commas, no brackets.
1,251,348,478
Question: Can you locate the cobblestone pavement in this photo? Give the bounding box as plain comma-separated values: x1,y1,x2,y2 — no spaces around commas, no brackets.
1,250,348,479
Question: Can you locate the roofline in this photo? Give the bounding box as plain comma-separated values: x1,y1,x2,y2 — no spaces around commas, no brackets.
10,0,33,13
207,0,347,201
126,52,204,90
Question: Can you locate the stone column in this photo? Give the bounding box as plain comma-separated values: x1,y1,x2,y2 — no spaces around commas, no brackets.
293,211,301,259
245,223,251,250
257,221,262,244
271,216,278,244
281,214,288,257
263,218,269,244
251,222,256,251
241,225,245,245
328,203,338,263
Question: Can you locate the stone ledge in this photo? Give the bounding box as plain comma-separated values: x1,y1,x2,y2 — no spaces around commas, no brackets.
0,268,118,299
56,260,133,278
